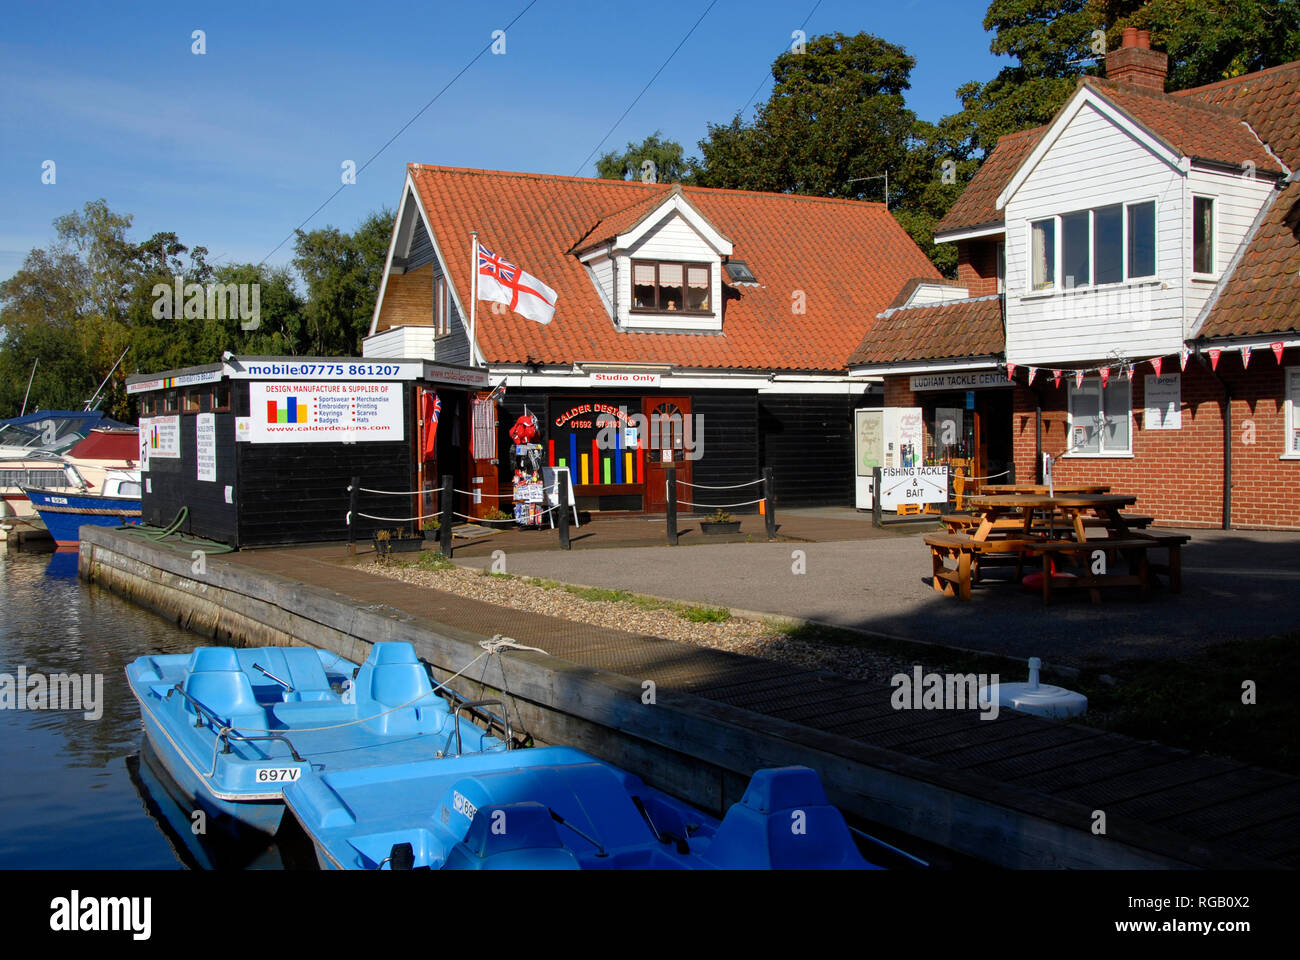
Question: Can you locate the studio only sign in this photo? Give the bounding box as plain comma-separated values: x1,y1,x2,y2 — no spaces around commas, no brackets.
879,466,948,509
247,382,404,444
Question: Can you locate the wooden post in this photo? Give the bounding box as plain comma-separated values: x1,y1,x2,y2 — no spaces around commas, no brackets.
665,465,678,545
872,467,883,528
439,474,454,558
1008,462,1017,485
556,469,571,550
348,476,359,555
763,467,776,540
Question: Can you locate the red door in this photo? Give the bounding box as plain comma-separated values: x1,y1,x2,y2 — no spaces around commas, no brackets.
643,396,692,513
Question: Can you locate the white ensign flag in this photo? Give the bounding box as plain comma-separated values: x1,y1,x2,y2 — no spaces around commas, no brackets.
476,242,557,325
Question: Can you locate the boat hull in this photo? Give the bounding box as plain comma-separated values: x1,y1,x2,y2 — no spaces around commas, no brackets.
23,487,140,546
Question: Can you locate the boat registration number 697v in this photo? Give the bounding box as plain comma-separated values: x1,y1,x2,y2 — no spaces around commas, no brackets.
256,768,302,783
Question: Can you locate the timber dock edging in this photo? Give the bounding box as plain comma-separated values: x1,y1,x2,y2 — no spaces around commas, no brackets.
78,527,1278,869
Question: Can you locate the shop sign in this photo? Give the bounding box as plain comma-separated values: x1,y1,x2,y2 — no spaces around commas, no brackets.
247,381,404,443
589,372,661,387
879,466,948,509
908,371,1005,392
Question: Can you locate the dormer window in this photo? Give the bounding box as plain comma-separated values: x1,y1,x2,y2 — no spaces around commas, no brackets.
631,261,711,313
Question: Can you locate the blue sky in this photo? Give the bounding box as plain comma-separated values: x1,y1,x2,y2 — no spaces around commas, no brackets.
0,0,1007,283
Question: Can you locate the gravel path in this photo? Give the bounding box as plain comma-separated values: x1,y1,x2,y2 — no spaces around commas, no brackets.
365,558,929,685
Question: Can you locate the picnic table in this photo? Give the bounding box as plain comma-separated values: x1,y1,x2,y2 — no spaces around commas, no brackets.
925,492,1189,604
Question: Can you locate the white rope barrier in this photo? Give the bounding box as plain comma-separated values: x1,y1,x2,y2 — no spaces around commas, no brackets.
356,486,433,496
356,511,441,523
676,497,766,509
452,488,514,498
675,477,764,490
956,470,1012,483
450,503,559,524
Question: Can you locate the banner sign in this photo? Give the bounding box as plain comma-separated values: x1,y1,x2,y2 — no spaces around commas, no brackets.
908,371,1006,392
195,413,217,481
248,382,404,443
879,466,948,510
146,415,181,459
1144,373,1182,430
231,360,422,381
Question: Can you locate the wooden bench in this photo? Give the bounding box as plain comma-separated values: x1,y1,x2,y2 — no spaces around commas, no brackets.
924,533,1035,601
1021,532,1188,603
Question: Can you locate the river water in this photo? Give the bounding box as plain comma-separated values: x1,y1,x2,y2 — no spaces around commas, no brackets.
0,548,294,869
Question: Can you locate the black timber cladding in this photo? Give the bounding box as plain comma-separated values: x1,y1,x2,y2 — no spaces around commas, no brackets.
499,387,873,509
141,381,417,547
233,383,413,546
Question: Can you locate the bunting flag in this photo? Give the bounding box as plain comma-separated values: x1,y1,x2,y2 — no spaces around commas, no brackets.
1209,348,1221,371
1241,345,1252,369
1151,356,1163,377
1006,363,1017,382
1180,346,1191,371
1075,369,1085,389
1125,364,1135,383
1272,342,1285,364
1100,367,1111,388
1027,366,1038,385
1053,369,1063,389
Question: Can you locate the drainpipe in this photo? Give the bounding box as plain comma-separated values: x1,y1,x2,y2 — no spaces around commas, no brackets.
1035,393,1043,484
1196,345,1232,530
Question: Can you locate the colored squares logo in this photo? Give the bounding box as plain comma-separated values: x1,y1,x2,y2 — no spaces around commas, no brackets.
266,398,308,424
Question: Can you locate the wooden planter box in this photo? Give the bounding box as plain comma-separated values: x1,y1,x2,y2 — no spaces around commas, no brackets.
700,520,742,535
373,536,423,556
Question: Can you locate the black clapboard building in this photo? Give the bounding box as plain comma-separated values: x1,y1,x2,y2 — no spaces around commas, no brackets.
127,356,488,547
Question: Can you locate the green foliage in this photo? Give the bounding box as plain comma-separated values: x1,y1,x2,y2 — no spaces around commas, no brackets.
596,132,696,183
293,209,394,357
693,32,972,274
678,605,731,623
0,200,392,421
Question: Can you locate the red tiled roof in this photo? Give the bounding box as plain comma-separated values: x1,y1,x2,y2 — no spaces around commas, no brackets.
405,164,940,372
933,127,1044,236
847,296,1004,366
1196,180,1300,340
1177,63,1300,339
1082,77,1285,176
1174,60,1300,169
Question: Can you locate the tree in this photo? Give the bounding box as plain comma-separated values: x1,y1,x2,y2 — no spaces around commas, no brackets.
945,0,1300,158
695,33,919,200
692,32,970,273
293,209,394,356
596,132,695,183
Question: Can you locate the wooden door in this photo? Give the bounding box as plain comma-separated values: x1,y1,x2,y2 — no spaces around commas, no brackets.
643,396,692,513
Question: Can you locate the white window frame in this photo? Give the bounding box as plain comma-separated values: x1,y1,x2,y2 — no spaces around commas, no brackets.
1067,376,1133,457
1191,194,1218,279
434,273,450,338
1026,198,1158,294
1285,367,1300,459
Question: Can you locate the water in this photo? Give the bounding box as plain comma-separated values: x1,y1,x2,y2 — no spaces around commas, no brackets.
0,548,293,869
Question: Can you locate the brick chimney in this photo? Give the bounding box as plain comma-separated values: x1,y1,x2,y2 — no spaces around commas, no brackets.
1106,28,1168,91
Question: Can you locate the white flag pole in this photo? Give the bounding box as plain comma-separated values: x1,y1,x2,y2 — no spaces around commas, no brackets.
469,231,479,368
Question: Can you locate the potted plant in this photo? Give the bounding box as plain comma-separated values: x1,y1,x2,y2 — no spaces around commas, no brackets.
372,527,423,556
700,509,742,535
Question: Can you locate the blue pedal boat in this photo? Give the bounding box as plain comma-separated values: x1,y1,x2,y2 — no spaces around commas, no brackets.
125,641,505,837
284,748,877,870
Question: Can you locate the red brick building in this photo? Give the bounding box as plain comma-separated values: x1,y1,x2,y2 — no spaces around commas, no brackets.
851,32,1300,530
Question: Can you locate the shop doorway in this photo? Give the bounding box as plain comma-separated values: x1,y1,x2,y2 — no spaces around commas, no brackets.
925,388,1013,484
643,396,693,513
